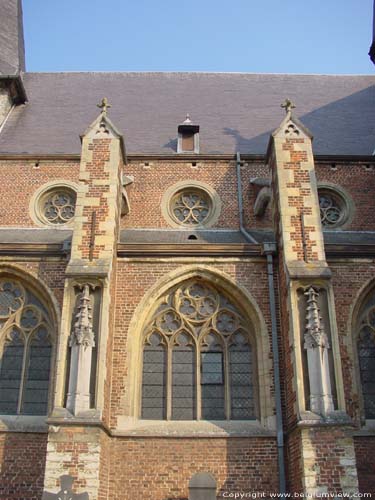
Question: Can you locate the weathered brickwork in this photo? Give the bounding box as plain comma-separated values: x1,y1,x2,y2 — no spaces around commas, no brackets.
354,436,375,495
106,437,278,500
0,116,374,497
328,261,375,424
112,259,273,424
316,162,375,231
0,159,80,227
44,427,102,500
0,432,48,500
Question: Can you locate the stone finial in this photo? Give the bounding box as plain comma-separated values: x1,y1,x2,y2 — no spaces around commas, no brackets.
183,113,192,124
281,98,296,115
69,284,95,348
304,287,329,349
97,97,111,115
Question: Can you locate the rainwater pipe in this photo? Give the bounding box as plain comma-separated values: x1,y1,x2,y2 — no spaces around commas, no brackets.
236,152,286,493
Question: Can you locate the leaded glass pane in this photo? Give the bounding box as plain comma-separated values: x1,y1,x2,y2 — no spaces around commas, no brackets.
0,329,24,414
0,279,53,416
142,334,166,419
22,327,51,415
229,334,255,420
172,335,195,420
141,279,255,420
358,327,375,419
201,344,225,420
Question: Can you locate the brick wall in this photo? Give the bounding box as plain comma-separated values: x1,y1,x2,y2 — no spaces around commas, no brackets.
354,436,375,495
0,432,48,500
112,260,273,424
329,261,375,423
0,159,79,227
316,162,375,231
106,437,278,500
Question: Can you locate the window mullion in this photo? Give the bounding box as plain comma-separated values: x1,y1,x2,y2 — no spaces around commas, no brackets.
166,343,172,420
18,334,29,415
224,341,231,420
196,340,201,420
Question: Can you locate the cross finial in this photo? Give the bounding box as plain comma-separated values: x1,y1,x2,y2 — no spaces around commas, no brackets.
281,98,296,114
97,97,111,115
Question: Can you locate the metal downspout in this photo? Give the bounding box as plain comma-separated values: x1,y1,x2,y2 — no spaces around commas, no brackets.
236,152,258,244
263,243,286,493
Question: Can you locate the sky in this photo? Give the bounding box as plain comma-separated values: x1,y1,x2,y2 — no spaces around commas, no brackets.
23,0,375,75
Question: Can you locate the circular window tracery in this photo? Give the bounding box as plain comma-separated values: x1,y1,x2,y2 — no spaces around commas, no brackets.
162,181,221,229
30,182,78,227
317,186,351,229
43,190,76,224
171,189,211,226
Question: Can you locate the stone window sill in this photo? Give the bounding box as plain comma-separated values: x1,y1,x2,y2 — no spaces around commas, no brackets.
354,419,375,436
0,414,48,433
112,418,276,437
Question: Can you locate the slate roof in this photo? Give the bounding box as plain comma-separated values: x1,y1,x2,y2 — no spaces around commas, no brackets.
0,72,374,156
0,0,25,75
0,228,72,244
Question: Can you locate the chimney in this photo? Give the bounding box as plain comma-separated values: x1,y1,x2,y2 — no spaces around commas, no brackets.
177,114,200,154
369,0,375,64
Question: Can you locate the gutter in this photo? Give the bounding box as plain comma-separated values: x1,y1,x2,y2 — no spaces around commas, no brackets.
263,242,286,494
236,151,285,491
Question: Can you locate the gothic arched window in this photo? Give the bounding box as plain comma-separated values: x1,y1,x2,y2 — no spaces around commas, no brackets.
141,280,256,420
357,304,375,419
0,279,54,415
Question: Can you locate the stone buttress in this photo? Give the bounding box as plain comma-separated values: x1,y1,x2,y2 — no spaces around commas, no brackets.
42,101,126,500
268,101,359,496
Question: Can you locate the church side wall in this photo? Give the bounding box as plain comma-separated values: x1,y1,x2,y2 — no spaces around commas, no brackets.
106,437,278,500
0,159,80,227
0,432,48,500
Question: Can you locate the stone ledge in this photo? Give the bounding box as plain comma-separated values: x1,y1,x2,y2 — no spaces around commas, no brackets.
297,410,353,428
0,414,48,432
112,418,277,438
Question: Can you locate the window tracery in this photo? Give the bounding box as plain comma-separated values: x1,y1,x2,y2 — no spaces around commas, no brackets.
0,279,53,415
42,189,76,224
358,304,375,419
318,187,350,229
141,280,256,420
170,189,211,226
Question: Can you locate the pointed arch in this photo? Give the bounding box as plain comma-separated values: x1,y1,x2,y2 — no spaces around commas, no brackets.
0,264,60,415
126,265,273,425
349,276,375,421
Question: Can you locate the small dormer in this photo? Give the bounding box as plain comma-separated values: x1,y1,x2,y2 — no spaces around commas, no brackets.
177,114,200,153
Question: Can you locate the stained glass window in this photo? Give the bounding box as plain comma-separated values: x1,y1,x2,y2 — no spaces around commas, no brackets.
0,280,53,415
141,280,256,420
358,305,375,419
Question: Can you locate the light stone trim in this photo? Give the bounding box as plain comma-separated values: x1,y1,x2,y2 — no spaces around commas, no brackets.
161,180,221,229
289,280,346,417
318,182,354,230
124,264,274,429
29,180,79,228
348,276,375,424
300,428,359,496
0,263,61,417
